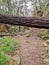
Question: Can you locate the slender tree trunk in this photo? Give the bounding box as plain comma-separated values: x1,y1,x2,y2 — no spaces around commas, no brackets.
33,0,37,13
17,1,21,32
23,1,28,32
38,0,42,10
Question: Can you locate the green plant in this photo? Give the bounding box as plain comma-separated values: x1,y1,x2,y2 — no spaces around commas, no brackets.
0,36,19,65
0,36,19,53
0,52,10,65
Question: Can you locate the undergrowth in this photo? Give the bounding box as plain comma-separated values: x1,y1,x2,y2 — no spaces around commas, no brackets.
0,36,19,65
38,29,49,40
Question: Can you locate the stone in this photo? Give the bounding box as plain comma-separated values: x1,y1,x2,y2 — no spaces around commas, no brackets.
47,39,49,44
42,42,48,47
12,55,20,65
41,52,44,55
6,54,20,65
43,59,49,63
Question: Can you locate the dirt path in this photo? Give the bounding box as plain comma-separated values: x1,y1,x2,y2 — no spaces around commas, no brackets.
18,28,46,65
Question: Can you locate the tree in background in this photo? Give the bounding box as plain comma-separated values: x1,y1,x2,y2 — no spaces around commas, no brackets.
0,0,49,32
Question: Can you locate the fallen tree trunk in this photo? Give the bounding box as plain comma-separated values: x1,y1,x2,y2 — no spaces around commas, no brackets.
0,14,49,29
0,34,17,36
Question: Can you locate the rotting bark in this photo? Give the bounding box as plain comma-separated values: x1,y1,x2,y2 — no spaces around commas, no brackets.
0,14,49,29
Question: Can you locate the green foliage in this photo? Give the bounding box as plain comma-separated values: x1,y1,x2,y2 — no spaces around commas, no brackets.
0,36,19,53
40,0,49,11
0,36,19,65
0,52,10,65
43,4,49,17
0,9,7,14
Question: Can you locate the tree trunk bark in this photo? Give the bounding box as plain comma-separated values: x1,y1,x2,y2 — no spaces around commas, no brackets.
0,14,49,29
